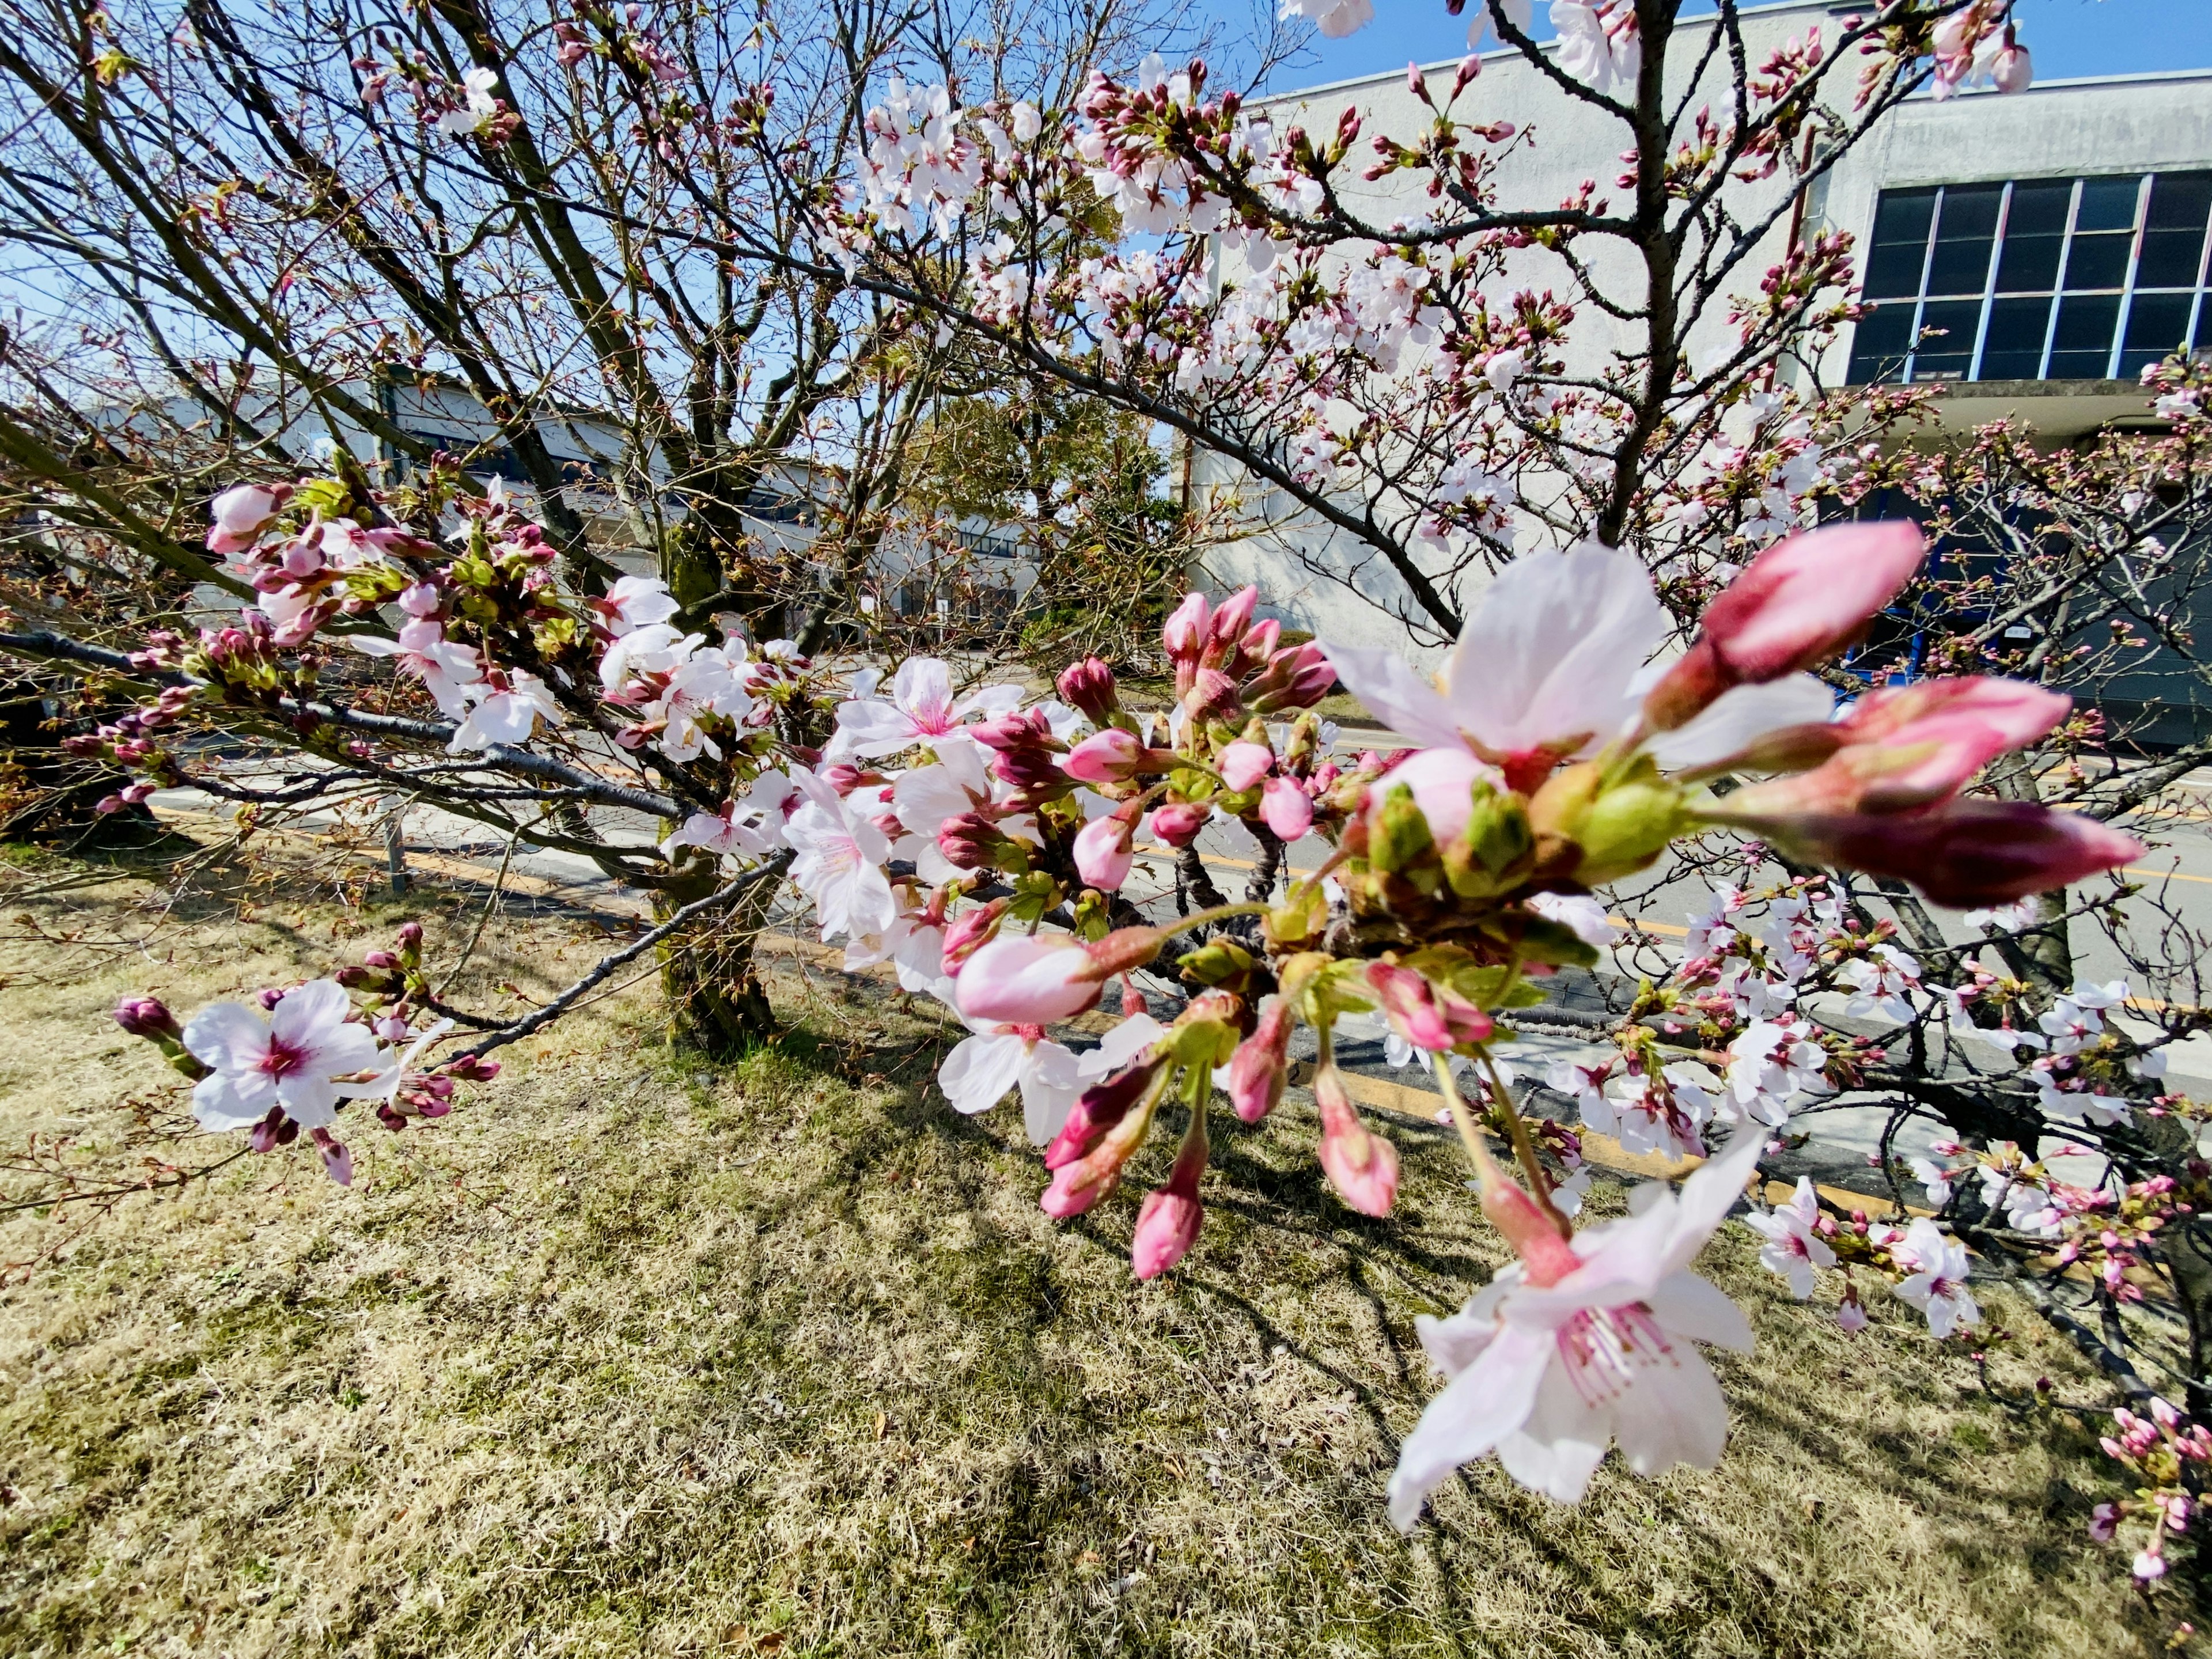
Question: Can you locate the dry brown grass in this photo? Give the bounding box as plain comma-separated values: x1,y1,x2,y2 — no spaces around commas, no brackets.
0,844,2184,1657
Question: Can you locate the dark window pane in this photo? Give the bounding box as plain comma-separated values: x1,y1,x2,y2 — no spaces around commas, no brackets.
2066,231,2134,291
2140,172,2212,287
2076,175,2142,232
1848,301,1915,384
1978,295,2052,380
2120,291,2195,376
1912,298,1984,380
1996,180,2073,291
2199,300,2212,354
2049,293,2122,378
1865,188,1936,300
1926,184,2003,295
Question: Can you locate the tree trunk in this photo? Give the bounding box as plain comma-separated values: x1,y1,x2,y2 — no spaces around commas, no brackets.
0,682,168,849
653,853,779,1055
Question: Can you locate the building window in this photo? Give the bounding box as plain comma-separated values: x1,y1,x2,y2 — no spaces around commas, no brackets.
1846,172,2212,386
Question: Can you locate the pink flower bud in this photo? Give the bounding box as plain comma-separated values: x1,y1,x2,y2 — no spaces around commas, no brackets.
1056,657,1119,725
1162,592,1210,661
1207,586,1258,650
206,483,287,554
1218,741,1273,793
1183,666,1243,723
396,922,425,952
937,810,1013,870
1074,813,1135,891
398,581,443,618
1991,41,2031,94
1747,798,2142,907
940,898,1009,972
1042,1081,1158,1217
2134,1547,2166,1583
1131,1115,1209,1279
1260,776,1314,842
1238,617,1281,666
1149,800,1209,847
1316,1065,1399,1217
1363,745,1502,846
1246,641,1336,713
956,934,1107,1025
112,995,179,1040
1365,961,1494,1052
1837,1298,1868,1334
1063,728,1143,783
1643,522,1927,730
2089,1502,2120,1542
312,1126,353,1187
1228,996,1293,1124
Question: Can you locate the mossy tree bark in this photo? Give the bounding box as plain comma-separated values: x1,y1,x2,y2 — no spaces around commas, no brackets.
653,851,779,1055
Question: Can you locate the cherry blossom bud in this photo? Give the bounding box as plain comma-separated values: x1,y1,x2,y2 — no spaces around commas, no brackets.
1741,798,2142,907
1316,1063,1399,1217
206,483,288,554
940,898,1009,972
1837,1297,1868,1334
2089,1502,2120,1542
1056,657,1119,725
1063,728,1144,783
1991,41,2031,94
1366,961,1494,1052
1047,1055,1162,1170
1228,995,1293,1124
1131,1111,1209,1278
1162,592,1210,661
1184,667,1243,723
313,1126,354,1187
1238,618,1281,668
396,921,424,953
1219,741,1274,793
398,581,442,618
957,923,1173,1027
1149,800,1209,846
1260,776,1314,842
1643,522,1927,730
2134,1547,2166,1583
1207,586,1258,651
937,810,1019,871
1074,812,1136,891
1365,746,1502,846
112,995,180,1040
1042,1077,1160,1217
1245,641,1336,713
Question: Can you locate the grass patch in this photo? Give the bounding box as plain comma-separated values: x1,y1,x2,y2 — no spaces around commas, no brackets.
0,855,2180,1656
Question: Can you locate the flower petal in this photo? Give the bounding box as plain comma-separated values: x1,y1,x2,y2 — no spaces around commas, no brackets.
939,1032,1028,1116
1645,1270,1755,1351
1318,641,1463,749
1387,1323,1550,1529
1611,1347,1729,1479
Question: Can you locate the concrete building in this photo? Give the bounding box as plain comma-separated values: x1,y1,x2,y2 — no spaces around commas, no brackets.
1196,1,2212,685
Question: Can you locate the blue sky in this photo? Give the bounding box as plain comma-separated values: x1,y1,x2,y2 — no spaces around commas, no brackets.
1249,0,2210,93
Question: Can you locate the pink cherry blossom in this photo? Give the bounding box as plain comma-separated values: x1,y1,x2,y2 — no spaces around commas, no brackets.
835,657,1023,757
1743,1176,1837,1298
450,669,560,751
182,979,385,1132
1219,740,1273,792
940,1017,1084,1143
1891,1217,1979,1338
785,767,897,943
1387,1131,1764,1526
